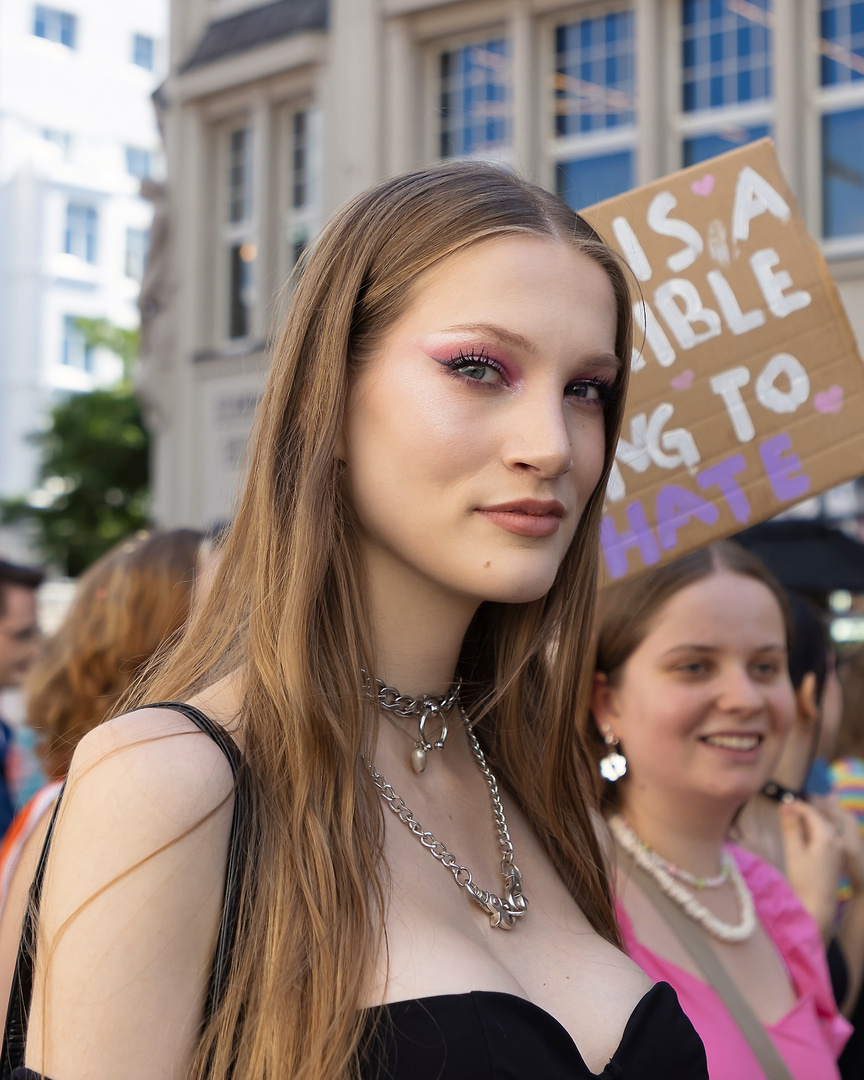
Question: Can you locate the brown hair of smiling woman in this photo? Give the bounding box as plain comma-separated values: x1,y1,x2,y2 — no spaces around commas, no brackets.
133,161,634,1080
587,540,792,812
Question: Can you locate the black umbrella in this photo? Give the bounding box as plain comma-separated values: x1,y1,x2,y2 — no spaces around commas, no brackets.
734,520,864,593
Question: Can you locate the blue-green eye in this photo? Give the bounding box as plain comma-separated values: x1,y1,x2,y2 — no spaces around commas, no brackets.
567,379,616,406
442,350,507,386
457,361,499,383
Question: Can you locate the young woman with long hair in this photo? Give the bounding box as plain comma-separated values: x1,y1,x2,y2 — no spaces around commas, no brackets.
0,529,204,1009
588,542,851,1080
6,163,708,1080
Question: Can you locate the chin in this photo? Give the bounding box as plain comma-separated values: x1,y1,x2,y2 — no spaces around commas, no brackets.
470,569,559,606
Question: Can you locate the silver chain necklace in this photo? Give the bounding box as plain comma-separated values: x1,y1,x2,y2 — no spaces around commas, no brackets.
364,706,528,930
362,670,461,773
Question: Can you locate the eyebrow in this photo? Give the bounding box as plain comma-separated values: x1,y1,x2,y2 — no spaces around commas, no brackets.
660,643,787,658
441,322,621,374
443,322,536,353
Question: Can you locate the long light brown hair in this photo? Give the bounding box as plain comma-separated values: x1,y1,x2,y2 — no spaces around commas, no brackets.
26,529,203,778
136,161,634,1080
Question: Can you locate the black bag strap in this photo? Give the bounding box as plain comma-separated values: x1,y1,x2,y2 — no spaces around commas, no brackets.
1,702,250,1078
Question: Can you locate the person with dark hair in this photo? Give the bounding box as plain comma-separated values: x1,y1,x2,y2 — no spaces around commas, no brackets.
0,561,44,840
2,163,708,1080
734,595,864,1027
0,562,43,694
827,645,864,1078
587,541,851,1079
735,597,846,920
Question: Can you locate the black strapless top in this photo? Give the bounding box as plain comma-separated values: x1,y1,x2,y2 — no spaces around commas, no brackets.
5,704,708,1080
361,981,708,1079
10,983,707,1080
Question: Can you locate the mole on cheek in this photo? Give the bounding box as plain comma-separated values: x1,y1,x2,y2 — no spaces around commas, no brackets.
483,561,491,569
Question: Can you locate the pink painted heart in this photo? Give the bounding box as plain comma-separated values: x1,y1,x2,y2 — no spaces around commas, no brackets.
691,174,715,196
671,368,695,390
814,385,844,414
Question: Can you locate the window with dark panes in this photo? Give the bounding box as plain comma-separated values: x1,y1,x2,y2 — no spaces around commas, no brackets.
34,5,76,47
819,1,864,238
680,0,773,167
438,39,511,158
553,9,636,209
132,33,154,70
65,204,97,263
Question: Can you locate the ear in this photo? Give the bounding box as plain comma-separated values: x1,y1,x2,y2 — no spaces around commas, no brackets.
796,672,820,728
590,672,620,737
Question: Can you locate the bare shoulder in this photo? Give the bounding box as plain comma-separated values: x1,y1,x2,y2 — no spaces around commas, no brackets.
67,705,237,828
27,706,241,1078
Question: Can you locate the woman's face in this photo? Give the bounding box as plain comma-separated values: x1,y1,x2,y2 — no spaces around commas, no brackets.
340,234,619,608
594,571,796,812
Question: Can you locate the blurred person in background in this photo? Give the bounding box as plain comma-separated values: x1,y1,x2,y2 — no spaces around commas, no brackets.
832,644,864,841
0,561,45,838
828,644,864,1077
587,541,851,1080
0,529,204,1008
734,596,864,1021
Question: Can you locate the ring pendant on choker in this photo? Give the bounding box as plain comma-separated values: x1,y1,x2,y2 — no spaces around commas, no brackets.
363,670,462,774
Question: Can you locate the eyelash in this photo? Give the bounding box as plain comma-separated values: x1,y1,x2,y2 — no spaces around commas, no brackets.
673,660,781,679
441,350,617,406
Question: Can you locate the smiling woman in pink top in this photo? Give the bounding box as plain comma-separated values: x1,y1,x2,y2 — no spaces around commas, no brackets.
586,541,851,1080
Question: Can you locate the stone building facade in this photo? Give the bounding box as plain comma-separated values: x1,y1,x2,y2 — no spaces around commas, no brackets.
147,0,864,529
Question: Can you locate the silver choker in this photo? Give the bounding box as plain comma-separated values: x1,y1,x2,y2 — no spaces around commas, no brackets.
363,671,461,773
364,706,528,930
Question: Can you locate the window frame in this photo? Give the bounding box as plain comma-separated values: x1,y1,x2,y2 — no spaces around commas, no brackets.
61,315,95,373
278,101,320,284
64,203,98,264
814,0,864,250
125,145,152,180
541,2,639,208
219,122,256,343
673,0,775,170
425,25,514,164
33,4,76,48
132,33,155,71
124,226,150,281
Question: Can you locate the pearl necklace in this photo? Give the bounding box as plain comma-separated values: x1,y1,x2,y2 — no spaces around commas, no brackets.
609,815,756,943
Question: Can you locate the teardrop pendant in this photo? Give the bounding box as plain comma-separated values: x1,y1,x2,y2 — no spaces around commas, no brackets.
410,746,427,773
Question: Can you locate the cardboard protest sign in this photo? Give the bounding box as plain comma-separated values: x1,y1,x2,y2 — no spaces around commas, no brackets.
582,138,864,584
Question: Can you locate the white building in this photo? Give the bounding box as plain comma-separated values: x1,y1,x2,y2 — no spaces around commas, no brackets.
147,0,864,530
0,0,168,555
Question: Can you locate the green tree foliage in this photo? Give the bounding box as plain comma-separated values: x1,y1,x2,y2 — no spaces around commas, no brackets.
1,320,150,576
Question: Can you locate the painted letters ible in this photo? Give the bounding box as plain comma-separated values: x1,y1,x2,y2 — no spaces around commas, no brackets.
585,139,864,584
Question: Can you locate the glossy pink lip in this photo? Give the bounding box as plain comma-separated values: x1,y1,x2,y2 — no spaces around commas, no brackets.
477,499,565,538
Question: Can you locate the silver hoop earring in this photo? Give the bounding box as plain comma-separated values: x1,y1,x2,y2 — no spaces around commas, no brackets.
599,732,627,782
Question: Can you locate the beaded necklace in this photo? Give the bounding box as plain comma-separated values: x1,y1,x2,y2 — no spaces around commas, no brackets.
609,814,756,943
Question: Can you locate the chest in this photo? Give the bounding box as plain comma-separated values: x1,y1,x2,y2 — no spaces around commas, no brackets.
618,870,798,1025
368,794,652,1073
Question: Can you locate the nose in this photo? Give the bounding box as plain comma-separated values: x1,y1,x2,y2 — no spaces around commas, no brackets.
716,664,765,716
503,387,572,479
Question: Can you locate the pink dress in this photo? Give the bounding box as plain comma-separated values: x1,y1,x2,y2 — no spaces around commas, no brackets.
617,844,851,1080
